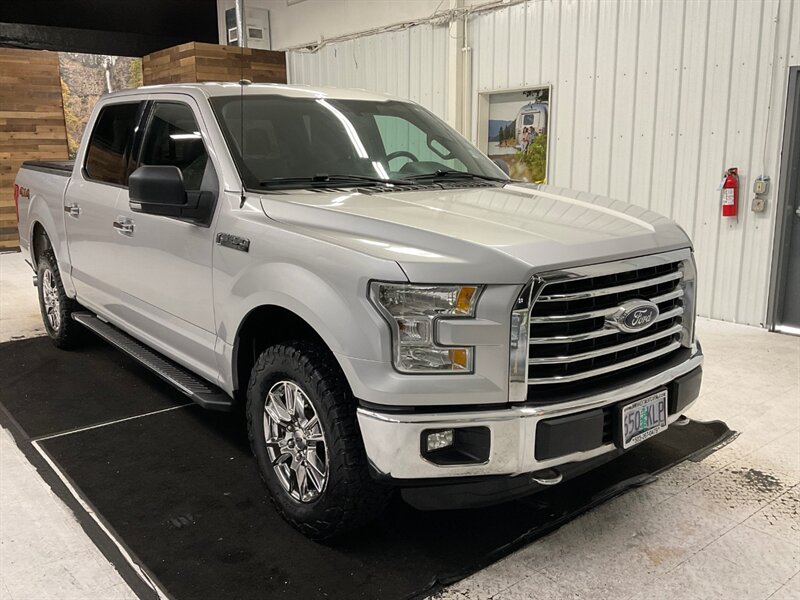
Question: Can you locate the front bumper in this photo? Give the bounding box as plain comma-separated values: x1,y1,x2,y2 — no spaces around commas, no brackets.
357,349,703,481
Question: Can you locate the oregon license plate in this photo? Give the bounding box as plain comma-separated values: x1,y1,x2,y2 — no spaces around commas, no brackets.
621,390,668,449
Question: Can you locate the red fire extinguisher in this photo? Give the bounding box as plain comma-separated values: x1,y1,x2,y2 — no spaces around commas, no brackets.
721,167,738,218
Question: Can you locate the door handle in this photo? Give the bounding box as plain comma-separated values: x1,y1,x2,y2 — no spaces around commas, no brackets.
64,203,81,218
113,217,135,236
795,207,800,218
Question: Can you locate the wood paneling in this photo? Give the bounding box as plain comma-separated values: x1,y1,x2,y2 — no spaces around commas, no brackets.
0,48,69,250
143,42,286,85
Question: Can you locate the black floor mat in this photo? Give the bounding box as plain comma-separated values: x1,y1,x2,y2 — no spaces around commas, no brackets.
1,337,732,600
0,336,187,438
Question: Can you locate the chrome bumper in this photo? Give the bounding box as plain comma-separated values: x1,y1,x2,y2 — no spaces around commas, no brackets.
357,350,703,480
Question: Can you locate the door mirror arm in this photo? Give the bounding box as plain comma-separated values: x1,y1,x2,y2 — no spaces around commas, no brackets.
180,191,215,225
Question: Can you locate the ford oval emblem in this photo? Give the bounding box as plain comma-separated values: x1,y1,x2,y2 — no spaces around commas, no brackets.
615,300,660,333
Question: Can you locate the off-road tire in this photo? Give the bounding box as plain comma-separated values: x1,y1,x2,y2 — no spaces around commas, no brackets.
246,340,391,539
36,251,82,349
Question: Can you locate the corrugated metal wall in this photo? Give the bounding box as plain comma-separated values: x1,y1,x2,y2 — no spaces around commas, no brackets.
288,23,450,118
288,0,800,326
469,0,799,326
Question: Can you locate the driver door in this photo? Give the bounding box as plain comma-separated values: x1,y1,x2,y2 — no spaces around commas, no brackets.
112,98,221,381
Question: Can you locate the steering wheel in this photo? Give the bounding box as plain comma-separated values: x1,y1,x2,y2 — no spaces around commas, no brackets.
386,150,419,166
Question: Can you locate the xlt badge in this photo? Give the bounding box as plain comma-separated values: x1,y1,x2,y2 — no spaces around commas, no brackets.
216,232,250,253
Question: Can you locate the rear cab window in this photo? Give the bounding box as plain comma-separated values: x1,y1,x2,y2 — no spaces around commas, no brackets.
84,102,141,186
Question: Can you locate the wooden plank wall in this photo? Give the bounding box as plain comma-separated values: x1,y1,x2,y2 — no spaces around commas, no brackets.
143,42,286,85
0,49,69,251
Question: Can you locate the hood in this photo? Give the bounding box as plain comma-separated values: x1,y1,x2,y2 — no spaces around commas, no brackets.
259,183,691,284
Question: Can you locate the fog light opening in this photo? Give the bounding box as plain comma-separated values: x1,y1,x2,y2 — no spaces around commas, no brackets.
425,429,455,452
420,426,491,466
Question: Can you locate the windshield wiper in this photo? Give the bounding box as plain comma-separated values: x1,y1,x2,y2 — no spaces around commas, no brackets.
405,169,508,183
259,174,412,188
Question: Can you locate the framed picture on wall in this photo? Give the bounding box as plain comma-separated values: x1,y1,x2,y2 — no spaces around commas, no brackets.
477,86,551,183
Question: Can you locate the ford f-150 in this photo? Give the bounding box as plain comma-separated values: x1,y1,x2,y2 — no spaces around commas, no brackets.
14,83,703,538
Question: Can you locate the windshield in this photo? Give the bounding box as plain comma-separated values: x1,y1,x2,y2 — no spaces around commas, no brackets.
209,95,507,189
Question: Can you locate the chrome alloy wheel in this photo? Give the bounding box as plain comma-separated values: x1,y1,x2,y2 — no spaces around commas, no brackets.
263,380,328,503
41,268,62,331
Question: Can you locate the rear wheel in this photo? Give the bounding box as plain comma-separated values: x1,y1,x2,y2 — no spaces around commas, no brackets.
37,251,82,348
246,340,391,539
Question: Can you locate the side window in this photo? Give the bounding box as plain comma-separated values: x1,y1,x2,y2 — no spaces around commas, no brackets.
84,103,140,185
139,102,210,192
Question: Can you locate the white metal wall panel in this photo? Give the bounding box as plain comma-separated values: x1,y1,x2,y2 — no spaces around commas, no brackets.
287,23,448,117
571,0,599,194
469,0,800,326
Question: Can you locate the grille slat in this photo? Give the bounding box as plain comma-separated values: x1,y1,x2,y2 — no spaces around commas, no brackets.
527,341,682,384
537,270,684,302
529,323,683,365
526,257,688,395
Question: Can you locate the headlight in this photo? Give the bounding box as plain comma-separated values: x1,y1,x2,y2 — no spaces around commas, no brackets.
370,283,480,373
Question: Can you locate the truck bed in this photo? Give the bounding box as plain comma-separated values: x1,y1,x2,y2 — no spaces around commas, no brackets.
21,160,74,176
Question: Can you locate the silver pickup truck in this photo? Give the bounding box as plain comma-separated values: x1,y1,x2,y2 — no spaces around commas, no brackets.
15,83,703,539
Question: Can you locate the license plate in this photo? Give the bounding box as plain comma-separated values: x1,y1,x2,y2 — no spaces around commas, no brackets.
621,390,668,449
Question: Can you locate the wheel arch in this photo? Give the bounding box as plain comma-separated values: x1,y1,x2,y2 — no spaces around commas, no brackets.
232,304,344,396
30,221,53,268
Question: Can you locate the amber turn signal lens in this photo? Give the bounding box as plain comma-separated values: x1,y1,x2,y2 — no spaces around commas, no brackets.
449,348,469,369
455,286,478,315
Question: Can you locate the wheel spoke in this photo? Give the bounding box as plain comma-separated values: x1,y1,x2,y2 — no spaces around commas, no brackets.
306,452,325,479
272,452,292,467
295,463,308,497
304,415,318,432
282,382,296,418
305,464,322,493
293,392,307,425
265,395,291,423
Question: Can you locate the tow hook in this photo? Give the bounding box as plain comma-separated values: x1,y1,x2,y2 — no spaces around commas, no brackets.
531,468,563,486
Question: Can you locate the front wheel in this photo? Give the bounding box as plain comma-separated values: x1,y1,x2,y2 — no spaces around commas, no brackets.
246,341,391,539
36,251,82,349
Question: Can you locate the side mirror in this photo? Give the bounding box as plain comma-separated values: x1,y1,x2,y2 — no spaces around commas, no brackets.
129,166,187,212
129,165,214,225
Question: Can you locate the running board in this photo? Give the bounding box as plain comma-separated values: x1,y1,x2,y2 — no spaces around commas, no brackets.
72,312,234,412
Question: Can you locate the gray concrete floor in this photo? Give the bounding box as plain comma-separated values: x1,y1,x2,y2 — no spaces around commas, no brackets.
1,250,798,600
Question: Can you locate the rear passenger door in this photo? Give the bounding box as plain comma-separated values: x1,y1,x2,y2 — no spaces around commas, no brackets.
112,98,221,381
64,100,143,311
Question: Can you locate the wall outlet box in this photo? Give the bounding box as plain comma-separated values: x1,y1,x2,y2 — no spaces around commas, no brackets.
751,196,767,212
753,175,770,195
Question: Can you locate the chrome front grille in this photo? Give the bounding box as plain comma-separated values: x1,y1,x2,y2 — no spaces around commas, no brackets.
526,250,694,396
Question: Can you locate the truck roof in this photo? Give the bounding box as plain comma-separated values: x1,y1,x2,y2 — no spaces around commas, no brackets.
102,82,403,103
